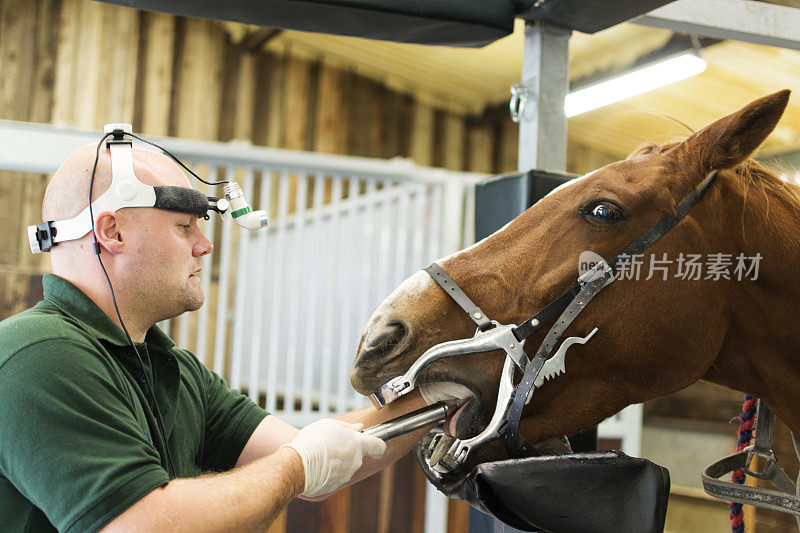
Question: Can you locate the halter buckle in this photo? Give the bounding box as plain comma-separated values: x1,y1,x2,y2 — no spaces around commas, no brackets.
743,445,781,480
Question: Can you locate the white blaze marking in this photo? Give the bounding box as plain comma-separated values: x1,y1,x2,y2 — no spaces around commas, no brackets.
367,270,433,324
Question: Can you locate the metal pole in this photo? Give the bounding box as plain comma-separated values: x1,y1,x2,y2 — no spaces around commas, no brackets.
517,22,571,173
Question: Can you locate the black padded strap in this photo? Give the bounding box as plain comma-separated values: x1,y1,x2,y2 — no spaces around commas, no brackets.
153,186,211,218
425,263,493,331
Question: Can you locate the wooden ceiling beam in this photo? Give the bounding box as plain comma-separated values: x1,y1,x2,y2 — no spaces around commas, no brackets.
240,28,282,52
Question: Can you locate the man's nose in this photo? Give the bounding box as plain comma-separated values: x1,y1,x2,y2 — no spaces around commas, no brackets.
194,232,213,256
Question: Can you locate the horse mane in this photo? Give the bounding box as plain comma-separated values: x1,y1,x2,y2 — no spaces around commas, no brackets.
629,140,800,253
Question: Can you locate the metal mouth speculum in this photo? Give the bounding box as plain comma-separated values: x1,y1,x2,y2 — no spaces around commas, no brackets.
369,321,527,409
431,355,518,473
431,328,601,473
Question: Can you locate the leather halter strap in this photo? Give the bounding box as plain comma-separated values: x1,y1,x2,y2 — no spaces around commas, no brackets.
511,170,718,342
424,263,494,331
703,400,800,517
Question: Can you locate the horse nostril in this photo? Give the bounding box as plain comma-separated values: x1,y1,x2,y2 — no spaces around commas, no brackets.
364,321,408,356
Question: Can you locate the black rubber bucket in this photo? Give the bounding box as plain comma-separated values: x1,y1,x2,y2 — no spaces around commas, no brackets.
416,433,670,533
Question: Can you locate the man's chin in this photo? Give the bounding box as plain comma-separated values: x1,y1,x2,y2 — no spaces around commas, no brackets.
185,294,205,313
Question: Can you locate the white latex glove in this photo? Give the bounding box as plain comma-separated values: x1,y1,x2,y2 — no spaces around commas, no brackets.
282,419,387,497
418,382,473,405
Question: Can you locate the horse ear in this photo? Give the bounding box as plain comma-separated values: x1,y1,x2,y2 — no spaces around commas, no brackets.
673,89,790,172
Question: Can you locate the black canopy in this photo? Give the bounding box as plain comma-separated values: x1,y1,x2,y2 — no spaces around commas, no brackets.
96,0,674,47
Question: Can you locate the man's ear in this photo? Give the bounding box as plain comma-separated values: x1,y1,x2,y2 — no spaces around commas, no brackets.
93,211,124,255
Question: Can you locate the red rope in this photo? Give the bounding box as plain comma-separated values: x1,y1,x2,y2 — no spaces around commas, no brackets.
729,395,757,533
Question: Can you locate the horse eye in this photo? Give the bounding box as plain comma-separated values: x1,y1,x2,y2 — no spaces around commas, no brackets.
585,202,623,223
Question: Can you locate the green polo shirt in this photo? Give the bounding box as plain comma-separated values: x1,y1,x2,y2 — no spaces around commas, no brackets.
0,274,268,532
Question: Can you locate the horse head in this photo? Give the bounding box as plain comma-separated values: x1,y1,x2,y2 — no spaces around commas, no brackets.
351,90,799,466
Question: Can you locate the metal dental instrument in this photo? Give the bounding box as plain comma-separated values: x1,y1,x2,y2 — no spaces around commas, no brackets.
432,329,600,472
432,356,517,472
369,322,527,409
530,328,599,395
363,400,467,442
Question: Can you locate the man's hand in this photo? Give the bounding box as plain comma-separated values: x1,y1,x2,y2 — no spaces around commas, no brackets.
282,419,386,497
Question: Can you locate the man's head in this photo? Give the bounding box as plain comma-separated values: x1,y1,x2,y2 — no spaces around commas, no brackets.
43,144,213,326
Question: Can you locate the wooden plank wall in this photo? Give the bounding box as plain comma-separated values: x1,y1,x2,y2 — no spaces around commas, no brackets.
0,2,628,532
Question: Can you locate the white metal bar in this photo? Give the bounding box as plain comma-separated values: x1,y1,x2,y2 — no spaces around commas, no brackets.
284,172,308,412
427,183,443,262
326,176,355,413
0,120,486,185
195,166,219,363
229,169,255,391
375,181,394,309
635,0,800,52
212,166,235,377
302,173,326,416
394,182,410,288
461,181,476,249
247,167,270,405
325,177,344,412
267,170,291,413
624,403,643,456
424,483,449,533
339,177,362,408
356,179,379,347
410,184,427,272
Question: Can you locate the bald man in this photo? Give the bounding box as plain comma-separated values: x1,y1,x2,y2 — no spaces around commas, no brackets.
0,144,430,532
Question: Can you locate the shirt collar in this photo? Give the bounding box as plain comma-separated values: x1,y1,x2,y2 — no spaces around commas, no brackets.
42,273,176,353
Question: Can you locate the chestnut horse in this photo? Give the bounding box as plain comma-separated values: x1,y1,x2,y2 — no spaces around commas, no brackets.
350,90,800,468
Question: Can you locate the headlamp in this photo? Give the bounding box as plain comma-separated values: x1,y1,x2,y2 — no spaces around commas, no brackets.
27,123,268,253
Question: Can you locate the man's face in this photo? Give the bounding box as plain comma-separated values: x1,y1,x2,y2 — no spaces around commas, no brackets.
131,210,212,319
120,155,213,322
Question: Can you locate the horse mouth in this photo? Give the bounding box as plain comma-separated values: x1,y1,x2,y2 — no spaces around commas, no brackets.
421,380,483,439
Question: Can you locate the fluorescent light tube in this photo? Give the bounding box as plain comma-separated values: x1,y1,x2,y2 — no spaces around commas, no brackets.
565,53,708,117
